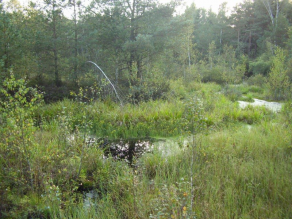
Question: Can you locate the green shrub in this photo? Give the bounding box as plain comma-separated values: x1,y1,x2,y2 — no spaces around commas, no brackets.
249,59,271,76
166,78,188,100
247,74,266,87
287,57,292,81
200,66,225,85
127,77,170,103
282,101,292,127
237,106,264,124
267,48,290,100
248,85,264,94
240,93,254,102
222,85,242,102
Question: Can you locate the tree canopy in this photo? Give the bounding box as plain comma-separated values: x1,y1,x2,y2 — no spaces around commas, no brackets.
1,0,292,102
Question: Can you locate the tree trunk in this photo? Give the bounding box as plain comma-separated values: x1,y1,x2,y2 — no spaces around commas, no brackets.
248,30,251,57
52,1,61,86
73,0,78,84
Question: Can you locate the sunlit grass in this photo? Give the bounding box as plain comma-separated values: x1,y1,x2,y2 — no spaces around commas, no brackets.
52,120,292,219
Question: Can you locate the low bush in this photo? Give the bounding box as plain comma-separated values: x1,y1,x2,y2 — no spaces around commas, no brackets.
249,59,271,76
282,101,292,127
267,48,291,101
200,66,225,85
127,72,170,103
222,85,242,102
246,74,266,87
240,93,255,102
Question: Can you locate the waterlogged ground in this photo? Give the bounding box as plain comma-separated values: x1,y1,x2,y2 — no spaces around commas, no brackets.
83,137,187,208
77,97,286,210
154,137,191,156
238,98,283,112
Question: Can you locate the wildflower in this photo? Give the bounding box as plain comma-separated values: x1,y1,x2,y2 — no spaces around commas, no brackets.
183,206,187,216
183,192,187,197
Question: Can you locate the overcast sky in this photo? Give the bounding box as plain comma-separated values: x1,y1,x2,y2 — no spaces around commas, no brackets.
3,0,245,15
187,0,244,12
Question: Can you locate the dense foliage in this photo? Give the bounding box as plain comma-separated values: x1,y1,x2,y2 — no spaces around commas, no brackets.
1,0,292,102
1,75,291,218
1,0,292,218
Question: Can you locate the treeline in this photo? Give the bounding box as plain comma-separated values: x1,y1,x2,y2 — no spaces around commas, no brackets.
1,0,292,102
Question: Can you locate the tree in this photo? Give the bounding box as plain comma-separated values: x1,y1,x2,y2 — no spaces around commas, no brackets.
0,1,23,78
267,47,290,100
216,3,231,53
192,8,217,57
67,0,82,84
230,0,257,56
85,0,174,82
260,0,280,28
43,0,67,86
258,0,290,47
207,41,216,70
82,0,129,87
0,73,43,192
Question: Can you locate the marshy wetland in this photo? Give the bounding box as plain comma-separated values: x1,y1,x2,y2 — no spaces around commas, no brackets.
1,0,292,217
1,79,292,219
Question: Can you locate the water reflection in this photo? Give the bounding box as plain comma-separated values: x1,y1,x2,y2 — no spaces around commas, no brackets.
100,138,154,165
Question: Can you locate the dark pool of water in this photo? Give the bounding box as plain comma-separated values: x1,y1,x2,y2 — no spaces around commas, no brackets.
80,137,156,207
98,138,154,165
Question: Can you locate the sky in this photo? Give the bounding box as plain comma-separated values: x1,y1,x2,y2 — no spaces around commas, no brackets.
187,0,244,13
3,0,245,15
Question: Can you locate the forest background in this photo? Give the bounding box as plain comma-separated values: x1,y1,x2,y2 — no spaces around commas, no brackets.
1,0,292,102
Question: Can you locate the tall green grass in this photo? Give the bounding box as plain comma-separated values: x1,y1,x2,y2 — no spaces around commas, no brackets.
1,81,290,218
34,85,275,140
44,121,292,219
